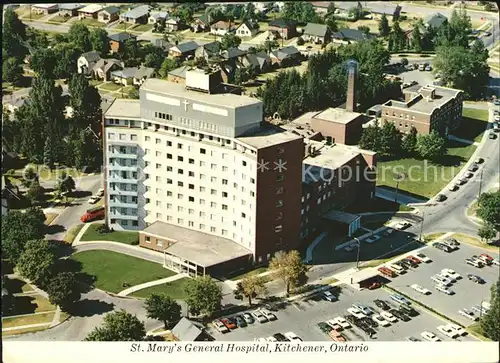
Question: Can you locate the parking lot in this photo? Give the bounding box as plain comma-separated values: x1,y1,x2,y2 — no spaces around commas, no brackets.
208,284,478,342
386,241,499,327
400,67,435,86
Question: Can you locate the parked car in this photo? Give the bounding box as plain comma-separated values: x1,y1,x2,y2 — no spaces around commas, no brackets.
373,299,391,311
323,290,338,302
442,238,460,248
333,316,351,329
352,303,374,315
272,333,289,341
365,235,381,244
394,221,411,230
318,322,333,334
389,263,407,274
472,304,487,315
406,255,422,264
448,323,467,336
378,266,397,278
458,177,468,185
371,314,390,327
399,304,419,317
96,188,105,197
458,308,478,321
449,183,459,191
475,157,484,164
489,132,497,139
213,319,229,333
252,310,268,323
284,332,302,341
435,284,454,295
411,284,431,295
433,242,451,252
326,320,343,331
234,315,247,328
88,195,100,204
467,274,485,284
391,308,411,322
437,325,459,339
431,275,453,286
415,253,432,263
266,336,278,342
492,258,500,266
242,313,254,324
421,331,441,342
481,301,491,312
466,258,483,268
441,268,461,280
390,294,411,305
368,281,382,290
329,329,347,342
347,307,366,319
220,318,237,330
400,259,417,268
480,253,493,262
477,254,493,265
436,194,447,202
380,311,398,323
406,336,420,342
260,309,277,321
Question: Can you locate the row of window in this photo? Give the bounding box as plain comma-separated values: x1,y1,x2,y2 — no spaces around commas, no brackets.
154,112,173,121
108,146,138,154
110,219,138,227
145,196,253,213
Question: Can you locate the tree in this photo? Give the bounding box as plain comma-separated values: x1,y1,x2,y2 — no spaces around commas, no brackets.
378,13,390,37
478,223,497,242
477,191,500,232
184,275,223,317
221,33,242,50
348,6,363,21
120,39,142,67
127,87,140,99
159,57,180,78
30,48,57,78
269,250,308,295
325,15,338,32
1,207,46,264
86,310,146,341
233,275,267,306
26,180,44,203
57,171,76,194
70,127,102,171
282,1,318,23
43,135,56,170
2,57,23,86
2,7,27,61
145,294,182,329
69,73,102,130
411,24,423,52
68,23,91,52
54,43,82,79
357,25,370,35
379,121,402,156
45,271,81,312
17,239,57,288
22,166,39,188
172,4,194,25
400,57,409,66
388,20,407,52
401,126,418,155
90,28,110,55
480,277,500,341
416,131,447,161
359,120,382,152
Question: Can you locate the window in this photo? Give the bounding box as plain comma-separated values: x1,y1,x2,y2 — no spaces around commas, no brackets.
222,179,228,185
211,189,217,195
167,153,172,159
211,202,217,207
210,227,216,232
145,236,151,243
178,156,183,162
200,224,205,230
250,191,255,197
222,204,228,210
188,221,194,227
222,192,228,198
177,218,183,224
178,181,183,187
200,161,206,167
274,225,283,233
211,176,217,182
189,184,194,190
145,136,151,142
222,166,228,172
156,163,161,169
189,158,194,164
156,176,162,182
200,186,205,192
167,166,173,172
200,212,205,217
242,161,247,166
130,134,137,141
108,133,115,140
200,148,206,154
145,148,150,155
189,196,194,202
156,201,162,207
177,143,182,149
156,151,161,157
188,209,194,215
178,194,183,199
211,163,216,170
146,198,150,204
200,199,205,205
241,212,246,218
222,229,228,236
276,200,283,207
145,161,150,167
119,134,126,140
166,141,172,146
167,178,172,184
178,169,183,174
188,171,195,177
155,138,161,144
178,206,184,212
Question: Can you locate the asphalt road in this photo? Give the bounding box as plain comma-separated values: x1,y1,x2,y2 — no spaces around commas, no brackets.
207,285,478,342
388,242,500,327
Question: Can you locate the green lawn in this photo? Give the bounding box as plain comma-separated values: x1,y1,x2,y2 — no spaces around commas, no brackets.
72,250,175,293
452,233,500,253
467,322,491,341
130,277,190,299
132,24,154,32
99,82,122,91
2,312,55,329
79,223,139,244
63,224,84,244
376,140,477,199
21,12,44,21
76,19,105,28
451,108,489,143
48,15,70,23
114,23,133,31
229,266,269,281
90,80,103,87
424,232,446,242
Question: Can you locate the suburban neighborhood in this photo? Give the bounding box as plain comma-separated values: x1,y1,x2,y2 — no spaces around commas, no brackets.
1,1,500,358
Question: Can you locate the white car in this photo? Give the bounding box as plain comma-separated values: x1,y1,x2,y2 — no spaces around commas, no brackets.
259,309,277,321
481,301,491,311
438,272,457,283
284,332,303,341
441,269,461,280
492,258,500,266
323,290,337,302
447,323,467,336
347,307,366,319
421,331,441,342
389,264,406,274
96,188,105,197
415,253,432,263
333,316,351,329
326,320,343,331
252,310,268,323
466,258,483,268
411,284,431,295
372,314,391,327
380,311,398,323
435,284,454,295
472,305,487,315
458,309,478,321
365,235,381,244
437,325,459,339
212,320,229,333
431,275,452,286
88,195,100,204
352,303,373,315
394,221,411,230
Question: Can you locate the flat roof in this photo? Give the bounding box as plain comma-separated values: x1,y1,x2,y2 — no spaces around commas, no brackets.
33,4,58,9
323,210,360,224
290,111,319,127
237,124,303,149
304,141,361,175
141,78,262,109
313,107,362,125
105,99,141,119
79,4,104,13
142,221,252,268
351,268,381,284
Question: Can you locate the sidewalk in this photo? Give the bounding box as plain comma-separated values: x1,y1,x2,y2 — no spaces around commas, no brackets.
117,274,187,297
448,134,479,146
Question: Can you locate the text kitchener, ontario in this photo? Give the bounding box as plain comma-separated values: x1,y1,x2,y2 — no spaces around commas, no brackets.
131,343,369,354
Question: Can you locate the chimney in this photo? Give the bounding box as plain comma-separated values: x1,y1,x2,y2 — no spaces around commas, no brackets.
346,59,358,112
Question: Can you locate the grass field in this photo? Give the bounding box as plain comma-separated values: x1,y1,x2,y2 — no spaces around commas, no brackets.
2,324,50,337
376,140,477,198
130,277,190,299
229,267,269,281
48,15,70,23
424,232,446,242
44,213,58,226
452,233,500,253
451,108,490,143
467,322,491,341
76,19,105,28
79,223,139,244
72,250,175,293
2,312,55,329
99,82,122,91
63,224,84,244
132,24,154,32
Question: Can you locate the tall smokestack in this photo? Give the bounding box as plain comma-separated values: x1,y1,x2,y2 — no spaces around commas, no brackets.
346,59,358,112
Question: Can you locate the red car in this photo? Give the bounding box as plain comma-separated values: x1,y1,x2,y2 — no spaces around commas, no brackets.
378,267,397,278
407,255,422,264
220,318,237,330
368,282,382,290
480,253,493,261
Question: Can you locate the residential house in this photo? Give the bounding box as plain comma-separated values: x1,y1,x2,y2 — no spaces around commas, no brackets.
195,41,222,60
309,2,332,14
1,176,20,216
108,32,137,53
32,4,59,15
191,13,212,33
242,51,271,73
133,66,156,86
171,318,212,341
148,11,169,24
268,18,297,39
110,66,155,86
167,65,191,84
303,23,331,44
222,47,247,62
77,51,101,75
151,39,173,54
168,41,199,59
78,4,104,19
210,20,236,36
4,97,31,114
235,21,259,37
58,4,84,17
92,58,123,81
120,5,150,25
270,46,301,66
165,16,185,32
424,12,448,28
331,28,375,44
98,6,120,24
266,29,281,41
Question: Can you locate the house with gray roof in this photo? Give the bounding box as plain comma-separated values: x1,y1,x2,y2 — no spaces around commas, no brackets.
58,4,85,17
303,23,331,44
92,58,123,81
98,6,120,24
167,65,192,84
331,28,374,44
222,47,247,61
169,41,199,59
121,5,150,24
151,39,173,53
270,46,301,66
424,12,448,29
108,32,137,53
195,41,222,60
236,21,259,37
191,13,213,32
77,51,101,75
110,66,155,86
242,51,271,73
134,66,156,86
148,11,169,24
171,318,210,341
